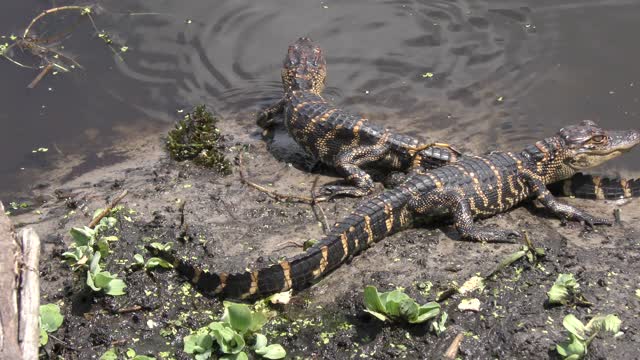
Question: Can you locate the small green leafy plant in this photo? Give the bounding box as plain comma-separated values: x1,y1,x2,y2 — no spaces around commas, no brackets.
556,314,621,360
166,105,232,174
62,211,126,296
547,273,590,306
363,286,440,324
183,302,286,360
39,303,63,346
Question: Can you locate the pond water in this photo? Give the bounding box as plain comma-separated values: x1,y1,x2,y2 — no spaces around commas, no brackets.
2,0,639,199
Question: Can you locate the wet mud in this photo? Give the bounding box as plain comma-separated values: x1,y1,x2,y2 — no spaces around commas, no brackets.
11,117,640,359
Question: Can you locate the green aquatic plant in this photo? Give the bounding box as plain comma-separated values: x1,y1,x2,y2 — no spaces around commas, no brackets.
556,313,621,360
166,105,232,174
547,273,591,306
62,211,126,296
183,302,286,360
363,286,440,324
39,303,63,346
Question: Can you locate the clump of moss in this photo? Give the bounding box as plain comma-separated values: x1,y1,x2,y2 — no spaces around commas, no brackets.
166,105,232,175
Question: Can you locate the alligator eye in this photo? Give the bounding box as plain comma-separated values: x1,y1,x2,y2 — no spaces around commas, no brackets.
591,135,605,143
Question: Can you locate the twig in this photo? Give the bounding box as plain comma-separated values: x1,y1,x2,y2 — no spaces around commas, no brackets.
88,190,128,228
23,6,90,39
48,334,77,351
116,305,142,314
237,153,319,204
311,176,330,234
443,333,464,360
274,241,305,252
27,63,53,88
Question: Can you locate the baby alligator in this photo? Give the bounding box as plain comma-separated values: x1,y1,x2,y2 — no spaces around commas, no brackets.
257,37,458,198
150,120,639,300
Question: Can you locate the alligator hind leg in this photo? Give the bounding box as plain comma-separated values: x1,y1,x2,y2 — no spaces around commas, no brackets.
257,98,286,128
409,188,520,243
321,143,391,198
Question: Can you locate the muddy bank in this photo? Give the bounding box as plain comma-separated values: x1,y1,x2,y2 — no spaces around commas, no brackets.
8,117,640,360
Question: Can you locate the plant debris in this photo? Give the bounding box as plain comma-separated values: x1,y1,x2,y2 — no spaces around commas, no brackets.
166,105,232,174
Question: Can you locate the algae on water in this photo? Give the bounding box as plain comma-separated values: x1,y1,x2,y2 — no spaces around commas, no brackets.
166,105,232,174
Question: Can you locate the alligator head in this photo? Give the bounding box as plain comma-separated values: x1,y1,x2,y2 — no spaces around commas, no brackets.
281,37,327,94
535,120,640,182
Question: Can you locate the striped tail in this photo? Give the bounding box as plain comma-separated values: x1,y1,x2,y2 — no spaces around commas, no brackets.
549,173,640,200
146,189,414,300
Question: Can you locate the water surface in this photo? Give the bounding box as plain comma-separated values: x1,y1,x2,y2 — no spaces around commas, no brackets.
1,0,639,199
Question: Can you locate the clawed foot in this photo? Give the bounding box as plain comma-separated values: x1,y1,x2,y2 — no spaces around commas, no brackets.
463,229,521,244
256,111,271,128
572,212,613,229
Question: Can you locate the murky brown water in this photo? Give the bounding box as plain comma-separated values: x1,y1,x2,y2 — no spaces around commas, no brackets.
2,0,640,199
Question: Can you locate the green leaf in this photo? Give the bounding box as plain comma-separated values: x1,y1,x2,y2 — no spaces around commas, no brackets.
410,302,441,324
225,303,252,333
563,314,588,340
145,257,174,269
134,254,144,265
254,333,268,350
248,311,268,333
431,311,448,335
89,252,102,274
132,355,156,360
548,284,570,304
255,344,286,359
39,303,63,332
87,270,99,291
97,238,111,257
363,309,388,322
99,216,117,229
363,286,386,314
149,242,172,251
399,298,419,320
586,314,621,335
556,333,586,359
70,226,95,246
99,348,118,360
39,328,48,346
212,325,245,354
221,352,248,360
105,278,127,296
94,271,116,288
184,333,213,354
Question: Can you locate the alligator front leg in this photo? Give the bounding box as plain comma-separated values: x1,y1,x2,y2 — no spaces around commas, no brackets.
523,171,613,227
321,143,391,198
257,98,286,128
409,188,520,243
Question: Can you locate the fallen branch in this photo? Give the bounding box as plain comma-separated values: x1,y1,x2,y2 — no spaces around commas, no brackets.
237,153,319,204
19,228,41,360
88,190,128,228
27,63,53,89
0,202,41,360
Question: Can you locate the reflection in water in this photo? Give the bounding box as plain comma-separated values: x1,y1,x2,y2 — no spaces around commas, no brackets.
1,0,640,197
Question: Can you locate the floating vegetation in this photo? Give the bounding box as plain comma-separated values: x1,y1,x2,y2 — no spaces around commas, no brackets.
0,5,128,88
166,105,232,175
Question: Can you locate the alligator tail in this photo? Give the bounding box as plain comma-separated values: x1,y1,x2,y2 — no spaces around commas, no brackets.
550,173,640,200
147,190,414,300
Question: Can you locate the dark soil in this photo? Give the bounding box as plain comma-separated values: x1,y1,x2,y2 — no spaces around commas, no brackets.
11,116,640,360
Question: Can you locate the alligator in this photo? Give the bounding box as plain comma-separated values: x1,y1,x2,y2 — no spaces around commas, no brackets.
257,37,459,198
149,120,639,300
550,172,640,199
